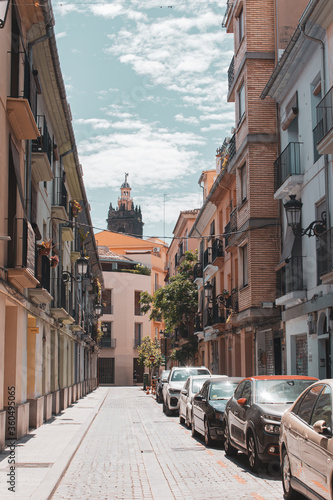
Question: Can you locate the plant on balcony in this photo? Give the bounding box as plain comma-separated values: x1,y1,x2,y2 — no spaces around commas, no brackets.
124,263,151,276
37,239,54,256
50,255,59,268
92,277,102,302
71,200,82,217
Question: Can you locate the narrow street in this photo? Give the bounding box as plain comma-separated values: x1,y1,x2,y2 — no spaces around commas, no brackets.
52,387,283,500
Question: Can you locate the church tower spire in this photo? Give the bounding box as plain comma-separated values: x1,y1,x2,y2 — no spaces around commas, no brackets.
106,173,144,238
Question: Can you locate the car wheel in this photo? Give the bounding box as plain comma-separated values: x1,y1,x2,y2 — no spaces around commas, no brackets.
247,432,261,473
204,419,212,447
164,399,172,416
179,413,185,425
185,410,191,428
282,448,299,499
224,419,237,456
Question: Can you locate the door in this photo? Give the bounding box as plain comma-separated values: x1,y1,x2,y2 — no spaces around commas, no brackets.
193,382,209,434
229,380,252,449
180,378,190,419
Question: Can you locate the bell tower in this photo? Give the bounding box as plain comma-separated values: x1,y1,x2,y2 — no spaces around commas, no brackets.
107,173,144,238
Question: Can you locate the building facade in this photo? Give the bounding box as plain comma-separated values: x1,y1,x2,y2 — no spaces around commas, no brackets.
0,0,101,450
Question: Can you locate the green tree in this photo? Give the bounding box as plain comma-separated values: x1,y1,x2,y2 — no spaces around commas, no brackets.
137,336,163,386
140,250,198,348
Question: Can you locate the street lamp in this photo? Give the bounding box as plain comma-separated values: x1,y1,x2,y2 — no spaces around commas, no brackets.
62,252,89,283
0,0,10,29
284,195,327,237
94,303,103,317
203,280,213,300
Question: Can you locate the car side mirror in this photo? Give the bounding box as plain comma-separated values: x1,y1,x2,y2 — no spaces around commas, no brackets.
313,419,332,436
194,394,203,402
237,397,247,407
181,389,188,396
162,378,168,383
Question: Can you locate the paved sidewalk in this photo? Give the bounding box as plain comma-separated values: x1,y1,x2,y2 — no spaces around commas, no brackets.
0,386,109,500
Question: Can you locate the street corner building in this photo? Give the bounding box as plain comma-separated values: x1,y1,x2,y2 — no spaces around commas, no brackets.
0,0,103,450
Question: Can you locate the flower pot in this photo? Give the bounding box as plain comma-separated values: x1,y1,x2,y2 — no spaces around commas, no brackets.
39,248,50,256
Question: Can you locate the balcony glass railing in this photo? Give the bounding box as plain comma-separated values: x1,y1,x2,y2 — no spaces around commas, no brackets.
276,256,304,297
316,86,333,144
274,142,302,192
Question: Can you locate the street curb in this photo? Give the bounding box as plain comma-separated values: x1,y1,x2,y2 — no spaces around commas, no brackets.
31,388,109,500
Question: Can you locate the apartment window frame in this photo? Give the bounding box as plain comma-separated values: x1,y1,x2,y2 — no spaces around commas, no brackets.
240,162,247,204
240,243,248,288
134,322,142,348
238,7,244,45
102,288,113,315
238,81,246,125
134,290,142,316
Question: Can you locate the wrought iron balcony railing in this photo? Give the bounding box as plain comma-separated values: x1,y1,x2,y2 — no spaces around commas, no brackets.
274,142,302,192
318,227,333,278
194,314,202,331
32,115,52,164
203,247,212,268
193,262,203,280
228,56,234,94
229,133,236,161
212,238,224,262
53,177,68,209
212,303,225,324
203,307,213,328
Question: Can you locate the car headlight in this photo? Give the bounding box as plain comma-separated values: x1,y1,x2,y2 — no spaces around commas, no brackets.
261,414,281,422
264,423,280,434
215,411,224,420
168,388,181,394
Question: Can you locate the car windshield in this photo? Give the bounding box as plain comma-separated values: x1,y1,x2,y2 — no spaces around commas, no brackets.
161,370,169,380
192,379,208,394
171,368,209,382
255,379,315,404
209,381,238,400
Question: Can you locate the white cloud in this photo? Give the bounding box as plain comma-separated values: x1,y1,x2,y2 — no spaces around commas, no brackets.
175,114,199,125
56,31,67,39
137,192,203,226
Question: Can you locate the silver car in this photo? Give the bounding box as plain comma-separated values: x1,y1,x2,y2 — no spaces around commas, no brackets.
179,374,213,427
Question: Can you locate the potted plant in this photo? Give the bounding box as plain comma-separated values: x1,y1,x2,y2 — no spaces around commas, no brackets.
37,239,53,256
50,255,59,268
71,200,82,217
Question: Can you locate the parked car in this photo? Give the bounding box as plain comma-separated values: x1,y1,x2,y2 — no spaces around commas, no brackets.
224,375,318,472
163,366,211,415
156,370,170,403
191,377,241,446
280,379,333,500
179,374,214,427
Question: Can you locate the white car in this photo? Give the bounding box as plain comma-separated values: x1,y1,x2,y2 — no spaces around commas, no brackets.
179,374,213,428
162,366,211,416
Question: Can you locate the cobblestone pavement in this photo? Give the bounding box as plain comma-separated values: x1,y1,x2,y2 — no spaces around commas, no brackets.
52,387,284,500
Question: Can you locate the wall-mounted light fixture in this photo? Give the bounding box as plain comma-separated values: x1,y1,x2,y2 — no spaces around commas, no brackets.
0,0,10,29
284,195,326,237
62,252,89,282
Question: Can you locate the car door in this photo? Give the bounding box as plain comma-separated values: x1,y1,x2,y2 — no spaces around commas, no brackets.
229,380,251,449
292,384,324,486
194,383,209,435
180,378,190,419
301,384,333,499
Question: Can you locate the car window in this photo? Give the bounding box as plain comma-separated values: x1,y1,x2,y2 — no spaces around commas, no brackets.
296,384,324,424
241,381,252,404
234,381,245,400
209,381,239,400
184,379,190,391
255,379,316,404
171,370,190,381
201,382,209,399
310,385,332,428
192,379,206,395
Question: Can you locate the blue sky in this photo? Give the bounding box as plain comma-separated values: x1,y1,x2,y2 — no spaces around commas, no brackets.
53,0,234,241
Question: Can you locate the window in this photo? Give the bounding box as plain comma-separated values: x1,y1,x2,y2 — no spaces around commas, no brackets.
102,289,112,314
240,163,247,203
238,82,245,124
234,381,245,400
210,220,215,241
310,385,332,427
185,230,188,251
296,385,324,423
240,244,248,287
238,8,244,44
154,273,159,292
134,291,142,316
134,323,142,348
100,321,112,348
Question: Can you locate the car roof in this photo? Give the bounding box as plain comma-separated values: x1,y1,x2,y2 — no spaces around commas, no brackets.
243,375,318,381
189,374,213,379
208,376,242,383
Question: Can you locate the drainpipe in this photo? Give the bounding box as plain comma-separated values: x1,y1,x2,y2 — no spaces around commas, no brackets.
299,23,330,230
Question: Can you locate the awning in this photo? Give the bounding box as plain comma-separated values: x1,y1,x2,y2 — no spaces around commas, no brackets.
276,225,296,271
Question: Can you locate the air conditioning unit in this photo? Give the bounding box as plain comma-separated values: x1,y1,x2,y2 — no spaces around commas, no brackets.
153,247,160,252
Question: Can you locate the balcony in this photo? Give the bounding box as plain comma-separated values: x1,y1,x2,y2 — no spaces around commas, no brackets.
31,116,54,183
212,238,224,263
222,0,234,29
51,278,74,324
193,262,203,281
224,207,237,248
227,56,234,96
62,224,74,242
276,257,306,307
212,303,225,325
229,134,236,162
274,142,303,199
315,86,333,155
203,247,212,269
203,307,213,328
29,255,53,306
6,98,40,140
318,228,333,284
52,177,68,223
100,337,116,348
7,218,39,291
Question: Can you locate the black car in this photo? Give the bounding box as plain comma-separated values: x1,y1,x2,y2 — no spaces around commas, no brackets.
156,370,170,403
223,375,318,472
191,377,242,446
